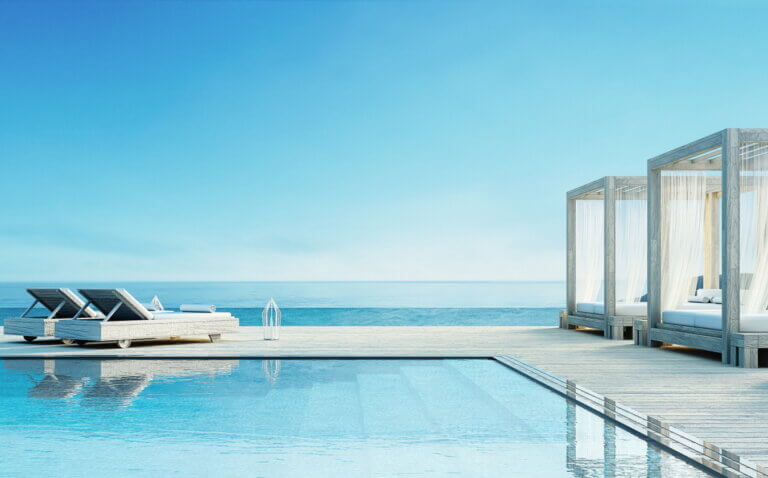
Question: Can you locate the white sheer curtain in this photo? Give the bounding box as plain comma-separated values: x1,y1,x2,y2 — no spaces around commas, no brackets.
616,186,647,303
661,172,708,311
741,142,768,314
575,199,604,304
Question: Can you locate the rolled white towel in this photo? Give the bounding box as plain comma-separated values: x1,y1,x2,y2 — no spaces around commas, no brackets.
688,295,710,303
180,304,216,313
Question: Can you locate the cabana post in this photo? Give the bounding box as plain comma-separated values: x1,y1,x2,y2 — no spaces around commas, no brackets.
564,176,648,339
646,128,768,367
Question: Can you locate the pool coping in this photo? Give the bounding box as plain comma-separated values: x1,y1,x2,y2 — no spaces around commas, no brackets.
494,355,761,478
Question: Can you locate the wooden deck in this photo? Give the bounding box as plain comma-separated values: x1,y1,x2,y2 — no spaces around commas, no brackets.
2,325,767,475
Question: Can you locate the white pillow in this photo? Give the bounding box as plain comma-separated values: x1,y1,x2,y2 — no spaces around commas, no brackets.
688,295,710,303
711,296,722,304
696,289,722,300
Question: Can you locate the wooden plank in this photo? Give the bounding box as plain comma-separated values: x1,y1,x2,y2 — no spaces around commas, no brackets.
649,327,722,353
604,176,616,318
738,129,768,142
3,318,55,337
54,317,239,342
614,176,647,187
647,166,662,339
722,128,741,364
647,130,724,170
567,314,605,331
567,177,606,199
567,194,576,314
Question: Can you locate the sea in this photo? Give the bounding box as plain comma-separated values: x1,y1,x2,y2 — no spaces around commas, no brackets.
0,281,564,327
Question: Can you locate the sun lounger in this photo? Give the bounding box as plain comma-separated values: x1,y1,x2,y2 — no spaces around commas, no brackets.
3,288,101,343
54,289,238,348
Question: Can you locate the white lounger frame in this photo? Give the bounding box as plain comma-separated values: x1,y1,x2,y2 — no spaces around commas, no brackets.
3,288,100,342
564,176,648,339
647,128,768,367
54,289,238,349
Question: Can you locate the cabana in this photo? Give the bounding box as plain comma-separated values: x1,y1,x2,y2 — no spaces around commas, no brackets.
564,176,648,339
646,129,768,367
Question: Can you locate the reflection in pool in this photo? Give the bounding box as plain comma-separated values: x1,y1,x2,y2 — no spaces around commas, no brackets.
0,359,709,477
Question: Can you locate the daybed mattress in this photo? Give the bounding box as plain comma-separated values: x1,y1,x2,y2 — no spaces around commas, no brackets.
740,314,768,332
662,309,721,329
663,307,768,332
576,302,647,316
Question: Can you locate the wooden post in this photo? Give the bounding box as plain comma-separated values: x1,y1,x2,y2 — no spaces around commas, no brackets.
704,192,721,289
604,176,616,318
647,166,662,346
567,194,576,315
722,129,741,364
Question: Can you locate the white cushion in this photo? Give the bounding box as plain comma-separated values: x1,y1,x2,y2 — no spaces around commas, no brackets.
180,304,216,313
678,302,721,311
576,302,646,316
150,311,232,320
739,314,768,332
662,310,697,327
694,313,722,330
615,303,647,316
576,302,599,314
663,309,721,330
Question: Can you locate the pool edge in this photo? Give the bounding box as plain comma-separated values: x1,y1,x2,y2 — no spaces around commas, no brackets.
493,355,760,478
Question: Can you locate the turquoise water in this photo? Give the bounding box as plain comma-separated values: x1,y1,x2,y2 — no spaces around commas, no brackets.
0,281,565,308
0,281,563,326
0,306,559,327
0,359,708,477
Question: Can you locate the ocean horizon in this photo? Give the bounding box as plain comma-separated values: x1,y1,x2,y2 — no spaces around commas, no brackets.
0,281,564,326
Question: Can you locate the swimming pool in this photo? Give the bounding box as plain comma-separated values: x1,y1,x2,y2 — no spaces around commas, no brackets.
0,359,708,477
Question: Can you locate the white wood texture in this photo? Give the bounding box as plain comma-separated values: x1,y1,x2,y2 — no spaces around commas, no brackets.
54,316,239,343
3,318,58,337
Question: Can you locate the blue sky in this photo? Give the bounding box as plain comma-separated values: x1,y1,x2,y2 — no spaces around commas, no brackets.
1,0,767,281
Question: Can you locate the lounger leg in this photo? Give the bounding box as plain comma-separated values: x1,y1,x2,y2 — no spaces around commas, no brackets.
209,333,221,343
608,325,624,341
634,324,648,346
730,346,738,366
739,346,759,368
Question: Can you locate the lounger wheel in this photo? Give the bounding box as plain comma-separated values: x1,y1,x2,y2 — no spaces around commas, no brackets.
23,336,36,343
116,339,132,349
62,338,75,345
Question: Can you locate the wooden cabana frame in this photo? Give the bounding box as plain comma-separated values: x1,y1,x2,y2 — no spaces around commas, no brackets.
564,176,648,339
646,128,768,367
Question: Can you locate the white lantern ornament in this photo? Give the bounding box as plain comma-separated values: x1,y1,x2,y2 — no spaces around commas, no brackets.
262,298,281,340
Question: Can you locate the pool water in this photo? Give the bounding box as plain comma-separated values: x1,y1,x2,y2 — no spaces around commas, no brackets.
0,359,708,477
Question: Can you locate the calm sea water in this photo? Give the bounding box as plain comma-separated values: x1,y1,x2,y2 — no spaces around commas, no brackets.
0,359,708,477
0,281,564,326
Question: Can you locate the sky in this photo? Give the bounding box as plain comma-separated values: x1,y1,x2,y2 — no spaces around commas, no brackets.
1,0,767,282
